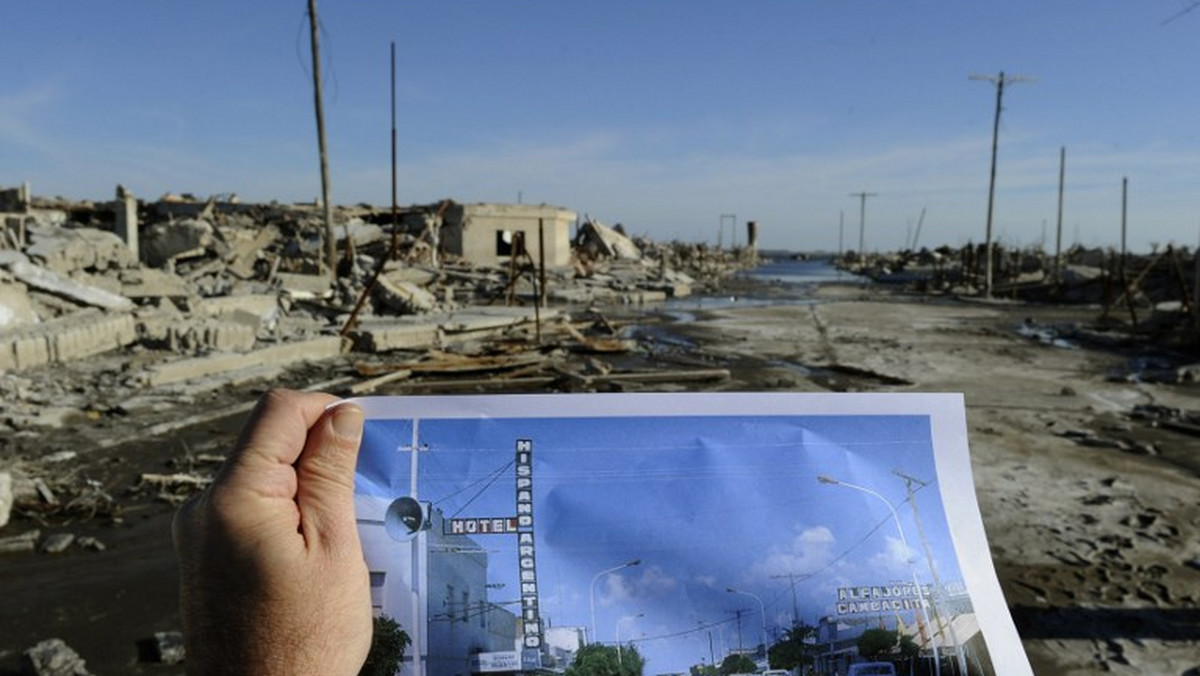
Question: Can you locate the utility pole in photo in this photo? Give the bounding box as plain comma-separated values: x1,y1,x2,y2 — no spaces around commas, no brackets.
970,70,1033,296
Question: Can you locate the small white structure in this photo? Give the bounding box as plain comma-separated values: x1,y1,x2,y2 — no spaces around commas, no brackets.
441,203,576,268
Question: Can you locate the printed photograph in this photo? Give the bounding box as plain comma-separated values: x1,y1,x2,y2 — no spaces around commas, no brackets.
354,394,1022,676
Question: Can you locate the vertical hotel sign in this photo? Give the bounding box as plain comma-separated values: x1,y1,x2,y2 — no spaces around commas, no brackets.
516,439,542,670
444,438,542,671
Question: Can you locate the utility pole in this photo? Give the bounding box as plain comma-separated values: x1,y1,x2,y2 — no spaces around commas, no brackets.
307,0,336,277
893,471,967,675
770,572,811,627
1055,146,1066,285
390,42,399,259
719,213,736,250
1121,176,1129,262
970,70,1033,296
849,191,877,265
405,420,429,676
912,207,927,251
726,608,748,654
838,211,844,262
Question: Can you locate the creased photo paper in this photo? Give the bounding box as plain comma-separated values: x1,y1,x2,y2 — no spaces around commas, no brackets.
353,393,1030,676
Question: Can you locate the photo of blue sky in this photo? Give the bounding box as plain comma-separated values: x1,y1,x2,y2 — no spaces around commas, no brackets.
357,404,967,675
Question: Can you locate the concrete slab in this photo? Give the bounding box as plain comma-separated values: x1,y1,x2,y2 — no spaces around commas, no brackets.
352,319,440,353
439,307,560,333
25,224,136,273
353,306,564,353
0,279,37,328
141,218,218,267
0,471,11,529
119,268,192,300
140,335,342,386
223,225,278,279
375,274,438,313
4,259,135,312
275,272,332,299
192,294,278,322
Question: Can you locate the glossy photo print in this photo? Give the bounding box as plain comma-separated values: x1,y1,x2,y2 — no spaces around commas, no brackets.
352,393,1030,676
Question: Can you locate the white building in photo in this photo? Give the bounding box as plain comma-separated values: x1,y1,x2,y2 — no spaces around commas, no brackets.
357,496,520,676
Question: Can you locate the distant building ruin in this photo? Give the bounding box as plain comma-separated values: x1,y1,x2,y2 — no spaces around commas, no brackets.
441,203,576,268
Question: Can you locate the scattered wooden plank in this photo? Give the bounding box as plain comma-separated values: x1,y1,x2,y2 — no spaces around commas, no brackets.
347,368,414,395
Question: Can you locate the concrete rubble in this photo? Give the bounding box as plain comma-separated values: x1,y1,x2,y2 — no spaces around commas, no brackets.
0,471,10,528
840,242,1200,349
0,184,755,543
20,638,92,676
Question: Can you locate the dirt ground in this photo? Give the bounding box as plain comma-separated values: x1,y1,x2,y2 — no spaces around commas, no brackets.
2,283,1199,675
667,284,1200,675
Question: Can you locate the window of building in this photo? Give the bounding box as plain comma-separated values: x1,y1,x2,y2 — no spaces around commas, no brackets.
496,230,525,257
369,571,386,614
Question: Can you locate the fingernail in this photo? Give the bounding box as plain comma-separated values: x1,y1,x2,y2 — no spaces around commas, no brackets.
330,404,365,442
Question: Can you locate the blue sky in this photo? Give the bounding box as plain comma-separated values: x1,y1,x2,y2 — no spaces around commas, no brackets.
358,412,962,674
5,2,1200,252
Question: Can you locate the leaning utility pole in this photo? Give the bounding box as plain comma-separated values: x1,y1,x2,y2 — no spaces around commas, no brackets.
849,191,877,265
894,470,968,675
307,0,336,277
969,71,1033,296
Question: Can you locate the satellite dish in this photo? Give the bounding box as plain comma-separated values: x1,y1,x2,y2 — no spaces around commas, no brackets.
384,497,428,541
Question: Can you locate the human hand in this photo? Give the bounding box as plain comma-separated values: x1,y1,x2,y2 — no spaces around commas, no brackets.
173,389,372,675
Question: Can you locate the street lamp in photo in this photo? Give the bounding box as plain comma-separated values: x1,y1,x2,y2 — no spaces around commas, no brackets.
726,587,766,655
816,475,941,676
590,559,641,645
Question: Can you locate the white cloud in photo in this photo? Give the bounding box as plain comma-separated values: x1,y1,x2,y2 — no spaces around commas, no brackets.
604,564,679,605
746,525,836,585
868,535,918,577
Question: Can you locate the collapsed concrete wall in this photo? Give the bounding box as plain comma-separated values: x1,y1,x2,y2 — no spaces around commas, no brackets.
25,224,136,274
0,308,137,371
576,220,641,260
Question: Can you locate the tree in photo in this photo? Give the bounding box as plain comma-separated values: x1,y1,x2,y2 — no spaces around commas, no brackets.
566,643,645,676
359,615,411,676
768,622,818,671
719,653,758,675
856,628,899,661
897,632,920,661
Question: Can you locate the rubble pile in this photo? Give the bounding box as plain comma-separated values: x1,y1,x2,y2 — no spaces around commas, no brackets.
0,185,754,556
844,243,1197,301
1,186,748,406
842,242,1200,344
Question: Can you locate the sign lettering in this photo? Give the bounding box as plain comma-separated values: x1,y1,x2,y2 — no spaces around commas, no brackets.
835,584,933,615
448,517,519,535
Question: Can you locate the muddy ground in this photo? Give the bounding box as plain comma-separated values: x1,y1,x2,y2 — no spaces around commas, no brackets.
2,282,1199,675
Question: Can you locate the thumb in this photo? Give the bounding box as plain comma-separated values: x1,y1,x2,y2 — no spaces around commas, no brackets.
295,402,365,551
